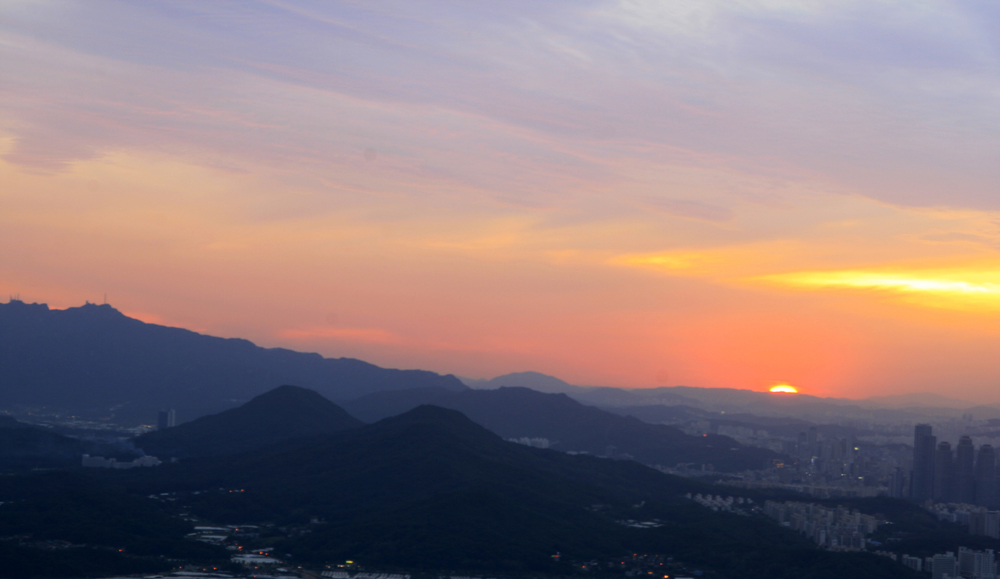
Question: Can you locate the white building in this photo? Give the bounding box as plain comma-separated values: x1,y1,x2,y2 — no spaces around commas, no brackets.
931,552,957,579
901,554,922,572
959,546,997,579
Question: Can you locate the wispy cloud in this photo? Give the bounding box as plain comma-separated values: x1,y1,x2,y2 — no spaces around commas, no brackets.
1,0,997,209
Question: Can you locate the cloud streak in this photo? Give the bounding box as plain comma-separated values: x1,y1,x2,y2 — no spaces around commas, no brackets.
757,266,1000,311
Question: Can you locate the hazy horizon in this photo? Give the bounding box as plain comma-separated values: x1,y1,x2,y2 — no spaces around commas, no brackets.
7,297,1000,407
2,2,999,401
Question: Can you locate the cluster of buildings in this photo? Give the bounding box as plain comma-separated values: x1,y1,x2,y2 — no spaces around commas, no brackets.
931,504,1000,539
687,493,754,513
707,424,910,497
80,453,161,468
184,524,287,568
793,427,858,466
507,437,551,449
724,477,883,498
741,422,1000,505
321,573,410,579
762,500,881,550
898,547,997,579
674,412,1000,503
910,424,998,506
727,422,1000,503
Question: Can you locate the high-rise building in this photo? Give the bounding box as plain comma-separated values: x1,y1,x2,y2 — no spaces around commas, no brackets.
901,554,922,572
957,436,977,504
987,511,1000,539
797,432,808,458
912,424,936,501
958,546,996,579
157,408,176,430
807,426,819,458
976,444,996,507
935,441,955,502
931,552,957,579
890,467,907,499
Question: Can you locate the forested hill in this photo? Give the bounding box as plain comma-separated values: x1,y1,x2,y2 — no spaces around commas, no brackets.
0,300,465,424
0,417,86,471
114,405,917,579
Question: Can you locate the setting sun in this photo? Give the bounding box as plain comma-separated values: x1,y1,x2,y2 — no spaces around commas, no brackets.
769,384,799,394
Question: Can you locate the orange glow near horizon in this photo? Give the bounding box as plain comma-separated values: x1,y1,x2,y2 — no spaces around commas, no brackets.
769,384,799,394
3,2,1000,404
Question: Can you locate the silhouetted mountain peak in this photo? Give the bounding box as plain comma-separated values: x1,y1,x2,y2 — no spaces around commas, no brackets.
1,299,50,317
76,302,123,314
134,385,363,458
241,384,333,411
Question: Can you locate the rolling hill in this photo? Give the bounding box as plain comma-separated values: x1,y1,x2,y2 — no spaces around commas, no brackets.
133,385,364,458
342,386,781,471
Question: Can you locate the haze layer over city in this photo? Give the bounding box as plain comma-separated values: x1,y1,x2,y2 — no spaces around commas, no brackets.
2,2,1000,579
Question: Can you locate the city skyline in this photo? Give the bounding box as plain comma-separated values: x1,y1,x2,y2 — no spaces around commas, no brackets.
2,2,999,401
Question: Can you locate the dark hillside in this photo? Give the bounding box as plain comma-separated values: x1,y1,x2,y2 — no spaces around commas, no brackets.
0,471,226,577
133,385,364,458
0,417,87,471
111,406,916,578
343,387,781,471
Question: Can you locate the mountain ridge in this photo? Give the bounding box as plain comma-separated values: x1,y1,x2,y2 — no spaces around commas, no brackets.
471,371,1000,419
0,300,465,424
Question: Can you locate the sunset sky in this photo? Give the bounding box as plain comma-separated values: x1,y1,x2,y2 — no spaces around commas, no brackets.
2,1,999,401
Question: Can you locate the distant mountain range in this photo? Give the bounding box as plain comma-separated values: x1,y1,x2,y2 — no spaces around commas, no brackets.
460,371,588,394
471,372,998,422
862,392,978,409
5,299,988,430
0,300,464,424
